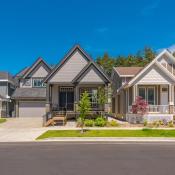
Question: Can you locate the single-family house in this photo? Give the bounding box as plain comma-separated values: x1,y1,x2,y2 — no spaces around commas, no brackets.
112,49,175,122
0,72,16,117
12,58,52,118
12,45,111,118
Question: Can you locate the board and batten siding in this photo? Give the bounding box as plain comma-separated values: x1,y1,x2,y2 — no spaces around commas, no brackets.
136,64,174,84
49,50,88,82
80,69,104,83
51,85,59,105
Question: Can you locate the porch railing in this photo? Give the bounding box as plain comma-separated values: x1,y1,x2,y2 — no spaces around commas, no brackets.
128,105,169,114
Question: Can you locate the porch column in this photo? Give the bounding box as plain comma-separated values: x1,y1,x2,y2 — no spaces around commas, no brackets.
169,84,174,114
132,85,136,104
74,85,79,112
46,84,51,113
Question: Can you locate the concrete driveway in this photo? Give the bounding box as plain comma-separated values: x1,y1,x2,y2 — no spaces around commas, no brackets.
0,118,47,142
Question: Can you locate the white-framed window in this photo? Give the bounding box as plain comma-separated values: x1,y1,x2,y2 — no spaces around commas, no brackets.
80,88,98,108
138,87,146,100
147,87,155,105
32,78,45,87
138,86,155,105
23,79,31,86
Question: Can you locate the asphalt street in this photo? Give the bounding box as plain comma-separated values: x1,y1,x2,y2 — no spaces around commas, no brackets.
1,142,175,175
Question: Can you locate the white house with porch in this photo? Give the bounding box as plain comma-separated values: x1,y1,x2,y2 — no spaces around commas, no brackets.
112,49,175,122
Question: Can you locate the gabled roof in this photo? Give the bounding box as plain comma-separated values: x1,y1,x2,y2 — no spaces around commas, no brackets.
127,49,175,87
22,57,52,79
114,67,143,77
15,67,30,78
72,62,111,84
43,44,93,83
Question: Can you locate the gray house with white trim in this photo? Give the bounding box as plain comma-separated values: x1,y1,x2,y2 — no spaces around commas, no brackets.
12,45,111,118
12,58,52,118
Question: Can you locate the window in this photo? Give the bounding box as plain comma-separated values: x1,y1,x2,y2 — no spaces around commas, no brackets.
33,79,45,87
139,87,146,99
80,88,98,108
162,87,168,92
23,79,31,86
147,87,155,105
138,87,155,105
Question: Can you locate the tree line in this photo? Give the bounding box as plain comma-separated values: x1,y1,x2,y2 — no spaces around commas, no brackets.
96,47,156,76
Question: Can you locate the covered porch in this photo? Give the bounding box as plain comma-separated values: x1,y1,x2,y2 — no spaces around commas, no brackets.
46,83,110,115
127,84,175,114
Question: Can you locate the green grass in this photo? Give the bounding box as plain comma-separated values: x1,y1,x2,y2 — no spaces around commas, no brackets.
0,118,6,124
37,129,175,140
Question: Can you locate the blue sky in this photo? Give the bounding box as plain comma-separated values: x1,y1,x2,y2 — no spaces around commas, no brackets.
0,0,175,74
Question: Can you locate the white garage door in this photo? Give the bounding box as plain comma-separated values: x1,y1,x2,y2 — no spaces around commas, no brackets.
19,102,45,118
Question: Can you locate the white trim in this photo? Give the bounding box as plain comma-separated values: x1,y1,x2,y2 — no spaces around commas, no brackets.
138,86,155,105
120,75,135,77
147,86,155,105
0,79,15,85
128,50,175,86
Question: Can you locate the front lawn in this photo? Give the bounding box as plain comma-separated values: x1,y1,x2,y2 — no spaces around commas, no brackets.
0,118,6,124
37,129,175,140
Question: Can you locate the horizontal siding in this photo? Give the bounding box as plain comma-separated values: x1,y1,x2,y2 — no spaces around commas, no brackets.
80,69,103,83
137,64,172,84
50,50,88,82
32,66,49,78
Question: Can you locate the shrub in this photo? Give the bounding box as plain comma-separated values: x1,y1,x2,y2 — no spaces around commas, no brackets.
107,120,119,127
132,96,148,114
116,114,124,120
143,119,147,126
168,120,174,127
152,121,160,127
159,120,164,125
84,119,94,127
94,117,107,127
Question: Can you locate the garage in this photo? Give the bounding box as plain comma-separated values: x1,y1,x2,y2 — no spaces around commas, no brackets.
19,101,46,118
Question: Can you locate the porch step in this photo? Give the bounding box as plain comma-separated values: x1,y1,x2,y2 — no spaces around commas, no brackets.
45,115,67,127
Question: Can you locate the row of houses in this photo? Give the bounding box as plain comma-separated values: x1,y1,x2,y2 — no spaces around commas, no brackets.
1,45,175,122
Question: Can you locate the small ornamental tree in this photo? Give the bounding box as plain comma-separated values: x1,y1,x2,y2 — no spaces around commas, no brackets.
132,96,148,114
78,91,91,133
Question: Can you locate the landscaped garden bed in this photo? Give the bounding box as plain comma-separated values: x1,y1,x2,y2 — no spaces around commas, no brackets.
0,118,6,124
37,129,175,140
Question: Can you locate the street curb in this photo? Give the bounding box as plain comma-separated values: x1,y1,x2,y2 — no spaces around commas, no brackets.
37,137,175,142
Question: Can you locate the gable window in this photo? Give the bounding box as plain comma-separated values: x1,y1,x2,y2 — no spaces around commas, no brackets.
32,78,45,87
23,79,31,86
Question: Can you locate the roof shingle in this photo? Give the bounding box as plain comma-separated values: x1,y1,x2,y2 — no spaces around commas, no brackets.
114,67,143,76
12,88,46,99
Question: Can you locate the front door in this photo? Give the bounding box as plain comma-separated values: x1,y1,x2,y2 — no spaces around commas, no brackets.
59,87,74,111
161,86,168,105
